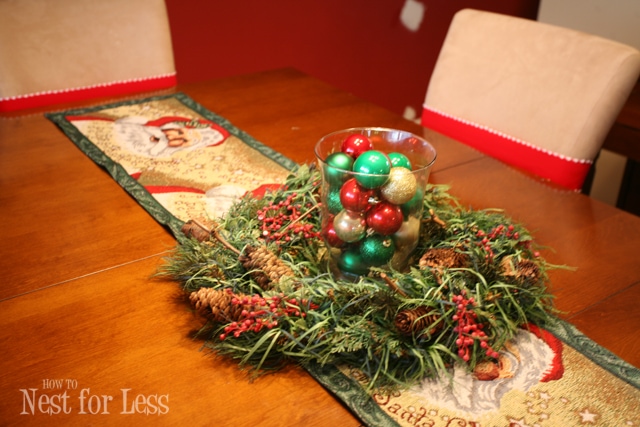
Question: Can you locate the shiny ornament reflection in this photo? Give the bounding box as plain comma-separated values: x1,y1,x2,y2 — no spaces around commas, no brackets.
324,152,354,186
340,178,375,213
352,150,391,189
340,134,373,159
333,210,366,242
366,202,404,235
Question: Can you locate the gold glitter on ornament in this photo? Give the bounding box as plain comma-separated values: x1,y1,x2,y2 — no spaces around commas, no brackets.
381,167,417,205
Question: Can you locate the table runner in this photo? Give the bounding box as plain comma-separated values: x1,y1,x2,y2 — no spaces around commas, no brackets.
47,94,640,427
47,93,295,239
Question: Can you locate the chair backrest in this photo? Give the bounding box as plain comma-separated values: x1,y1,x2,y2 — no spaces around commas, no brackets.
0,0,176,112
421,8,640,190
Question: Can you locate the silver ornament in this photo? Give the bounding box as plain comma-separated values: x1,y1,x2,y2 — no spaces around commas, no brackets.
333,210,366,242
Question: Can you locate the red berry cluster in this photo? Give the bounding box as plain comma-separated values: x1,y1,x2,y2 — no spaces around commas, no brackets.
219,293,318,340
452,292,499,362
474,224,535,261
256,192,321,243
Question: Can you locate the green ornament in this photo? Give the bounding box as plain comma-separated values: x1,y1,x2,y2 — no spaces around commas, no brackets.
324,152,354,186
326,189,343,215
360,234,396,266
401,188,423,219
352,150,391,189
388,152,412,170
338,247,370,275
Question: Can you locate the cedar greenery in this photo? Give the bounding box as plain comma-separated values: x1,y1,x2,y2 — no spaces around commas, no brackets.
159,164,557,391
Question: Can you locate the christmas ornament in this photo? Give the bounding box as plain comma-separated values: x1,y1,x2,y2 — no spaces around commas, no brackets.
340,134,373,159
326,188,344,214
360,234,396,266
392,216,421,247
380,167,418,205
337,246,370,275
322,220,345,248
366,202,403,235
340,178,375,213
400,189,423,219
388,216,421,269
352,150,391,189
388,152,412,170
324,152,354,186
333,209,367,242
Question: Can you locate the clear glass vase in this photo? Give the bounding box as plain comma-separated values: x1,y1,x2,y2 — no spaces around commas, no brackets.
314,127,437,280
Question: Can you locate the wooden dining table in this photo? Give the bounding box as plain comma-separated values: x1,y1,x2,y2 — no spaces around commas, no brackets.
1,68,639,426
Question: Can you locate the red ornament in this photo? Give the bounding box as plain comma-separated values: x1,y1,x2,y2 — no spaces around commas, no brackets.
340,178,375,213
323,221,345,248
341,134,373,159
366,202,403,235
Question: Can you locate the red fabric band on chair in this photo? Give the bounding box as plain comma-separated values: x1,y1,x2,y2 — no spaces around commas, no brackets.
422,106,592,191
0,73,177,113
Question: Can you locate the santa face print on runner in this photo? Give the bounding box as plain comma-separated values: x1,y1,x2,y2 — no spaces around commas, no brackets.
113,116,229,158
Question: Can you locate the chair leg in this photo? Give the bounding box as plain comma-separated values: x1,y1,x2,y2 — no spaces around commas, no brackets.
581,152,600,194
617,158,640,216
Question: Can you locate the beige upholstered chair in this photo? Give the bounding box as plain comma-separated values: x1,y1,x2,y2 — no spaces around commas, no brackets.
0,0,176,112
421,8,640,190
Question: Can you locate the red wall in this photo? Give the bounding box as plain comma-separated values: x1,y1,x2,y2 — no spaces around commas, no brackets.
164,0,539,117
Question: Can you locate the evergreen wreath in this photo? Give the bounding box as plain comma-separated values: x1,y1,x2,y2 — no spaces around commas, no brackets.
159,164,557,391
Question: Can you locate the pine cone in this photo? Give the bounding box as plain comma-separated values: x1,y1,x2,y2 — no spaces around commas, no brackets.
395,306,442,338
419,248,468,270
239,245,294,289
501,256,541,287
181,220,212,242
189,288,247,323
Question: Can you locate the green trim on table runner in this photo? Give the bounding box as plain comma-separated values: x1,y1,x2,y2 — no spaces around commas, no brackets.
305,317,640,427
545,317,640,389
304,362,399,427
47,101,183,237
172,92,298,174
46,93,297,241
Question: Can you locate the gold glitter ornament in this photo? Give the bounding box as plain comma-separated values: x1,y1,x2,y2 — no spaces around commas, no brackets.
390,216,421,270
381,167,418,205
